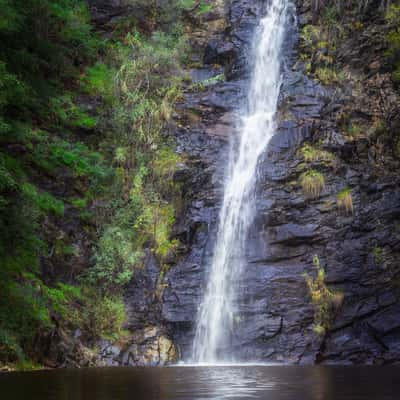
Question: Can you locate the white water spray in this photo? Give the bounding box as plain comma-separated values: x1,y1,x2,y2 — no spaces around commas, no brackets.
192,0,291,363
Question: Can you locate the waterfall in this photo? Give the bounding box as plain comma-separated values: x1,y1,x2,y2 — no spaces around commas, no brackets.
192,0,291,363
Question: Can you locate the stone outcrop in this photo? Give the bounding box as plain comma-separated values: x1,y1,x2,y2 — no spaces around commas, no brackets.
98,326,177,367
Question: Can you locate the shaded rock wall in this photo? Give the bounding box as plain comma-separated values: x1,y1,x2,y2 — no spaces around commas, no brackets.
124,0,400,365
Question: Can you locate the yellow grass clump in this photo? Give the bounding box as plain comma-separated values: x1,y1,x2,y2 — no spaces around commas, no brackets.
300,170,325,199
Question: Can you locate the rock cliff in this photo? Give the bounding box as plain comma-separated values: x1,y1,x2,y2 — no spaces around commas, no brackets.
84,0,400,366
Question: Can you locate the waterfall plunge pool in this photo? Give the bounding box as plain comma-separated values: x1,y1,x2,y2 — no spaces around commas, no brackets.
1,365,399,399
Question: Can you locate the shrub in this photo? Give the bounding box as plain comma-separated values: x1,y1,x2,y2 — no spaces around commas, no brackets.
114,31,186,101
300,170,325,199
0,273,54,363
49,94,97,129
81,63,115,101
32,139,111,190
43,282,81,321
127,0,214,22
300,23,337,60
85,226,141,292
90,21,186,277
0,0,100,120
73,289,126,340
0,329,24,364
21,183,64,216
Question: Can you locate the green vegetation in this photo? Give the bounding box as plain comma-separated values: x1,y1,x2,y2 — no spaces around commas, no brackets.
373,245,384,265
314,67,341,85
301,1,394,85
0,0,114,364
301,1,400,161
300,21,340,85
300,143,335,164
304,255,343,336
346,122,363,138
21,183,65,216
337,188,354,214
300,170,325,199
386,4,400,83
189,74,225,92
70,289,127,341
85,30,187,292
0,0,197,367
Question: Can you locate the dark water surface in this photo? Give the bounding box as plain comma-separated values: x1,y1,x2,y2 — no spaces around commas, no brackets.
1,365,399,400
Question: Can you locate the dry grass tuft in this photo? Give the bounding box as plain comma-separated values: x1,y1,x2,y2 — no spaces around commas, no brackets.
337,188,353,214
300,170,325,199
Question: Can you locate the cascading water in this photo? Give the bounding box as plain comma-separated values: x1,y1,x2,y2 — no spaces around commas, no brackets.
192,0,291,363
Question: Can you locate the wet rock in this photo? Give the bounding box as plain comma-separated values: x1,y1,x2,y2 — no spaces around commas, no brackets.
98,340,122,367
270,223,319,245
204,37,235,65
124,252,161,329
38,328,105,368
122,0,400,366
120,327,177,366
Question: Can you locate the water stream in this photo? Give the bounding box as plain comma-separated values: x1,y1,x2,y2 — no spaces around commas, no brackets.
192,0,292,362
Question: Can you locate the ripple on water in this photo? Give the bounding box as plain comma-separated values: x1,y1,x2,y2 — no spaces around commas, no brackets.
1,365,399,400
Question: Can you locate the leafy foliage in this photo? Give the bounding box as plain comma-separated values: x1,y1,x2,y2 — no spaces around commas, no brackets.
0,0,191,368
0,0,99,121
21,183,65,216
50,94,97,129
85,226,140,292
84,26,186,290
81,63,116,102
69,289,127,340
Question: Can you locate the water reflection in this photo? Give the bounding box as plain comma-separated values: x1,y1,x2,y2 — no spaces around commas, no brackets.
176,366,276,399
0,365,399,400
310,366,334,400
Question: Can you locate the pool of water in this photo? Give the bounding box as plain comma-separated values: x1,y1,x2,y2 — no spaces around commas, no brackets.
1,365,399,399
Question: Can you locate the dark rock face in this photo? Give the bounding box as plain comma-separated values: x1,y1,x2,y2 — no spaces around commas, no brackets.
124,0,400,365
160,0,324,362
